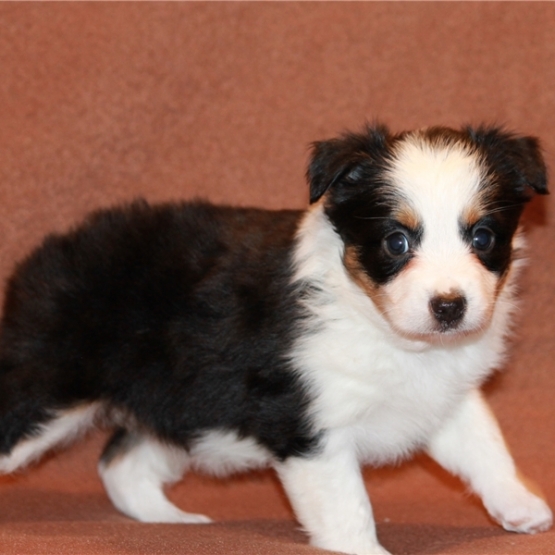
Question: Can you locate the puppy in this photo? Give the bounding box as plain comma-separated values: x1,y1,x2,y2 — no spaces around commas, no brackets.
0,124,551,555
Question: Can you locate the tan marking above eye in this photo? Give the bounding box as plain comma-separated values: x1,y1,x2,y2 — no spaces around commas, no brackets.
461,187,492,227
461,204,484,228
393,205,421,231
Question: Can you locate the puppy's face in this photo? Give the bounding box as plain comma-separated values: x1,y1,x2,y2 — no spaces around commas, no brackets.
309,125,547,341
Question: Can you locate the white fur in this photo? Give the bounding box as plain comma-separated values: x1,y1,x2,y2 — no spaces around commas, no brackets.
427,389,552,534
0,404,98,474
98,435,211,524
98,429,271,524
282,140,551,554
383,139,499,337
188,429,271,477
277,431,389,555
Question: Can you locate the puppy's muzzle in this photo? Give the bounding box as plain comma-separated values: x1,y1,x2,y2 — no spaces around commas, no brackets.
429,294,467,330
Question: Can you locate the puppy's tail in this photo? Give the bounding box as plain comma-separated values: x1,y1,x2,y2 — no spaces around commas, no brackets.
0,358,99,474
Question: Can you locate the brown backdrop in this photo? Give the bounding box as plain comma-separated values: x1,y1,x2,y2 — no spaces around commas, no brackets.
0,3,554,554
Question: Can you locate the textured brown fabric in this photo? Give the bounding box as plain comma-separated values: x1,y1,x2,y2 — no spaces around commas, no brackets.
0,3,554,554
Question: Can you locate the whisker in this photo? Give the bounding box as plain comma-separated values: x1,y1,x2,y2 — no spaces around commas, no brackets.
481,203,524,216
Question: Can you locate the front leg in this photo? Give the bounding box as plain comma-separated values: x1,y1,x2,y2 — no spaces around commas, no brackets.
427,389,552,533
276,431,390,555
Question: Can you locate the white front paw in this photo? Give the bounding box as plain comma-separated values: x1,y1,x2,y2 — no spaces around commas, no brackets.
486,483,553,534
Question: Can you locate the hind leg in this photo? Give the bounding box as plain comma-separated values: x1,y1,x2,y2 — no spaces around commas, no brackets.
0,403,99,474
98,429,211,524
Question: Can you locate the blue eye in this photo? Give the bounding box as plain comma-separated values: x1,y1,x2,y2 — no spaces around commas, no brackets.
472,227,495,252
384,232,410,257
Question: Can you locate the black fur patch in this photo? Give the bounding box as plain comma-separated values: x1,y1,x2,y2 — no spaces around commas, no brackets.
100,427,142,466
308,126,422,285
0,201,317,460
463,126,548,275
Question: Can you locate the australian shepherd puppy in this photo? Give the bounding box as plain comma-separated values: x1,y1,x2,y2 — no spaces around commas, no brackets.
0,124,551,555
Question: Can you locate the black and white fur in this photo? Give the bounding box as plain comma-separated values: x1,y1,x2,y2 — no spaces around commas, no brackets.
0,124,551,554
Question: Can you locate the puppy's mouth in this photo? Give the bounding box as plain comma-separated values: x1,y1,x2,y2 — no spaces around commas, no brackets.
368,283,495,345
388,303,492,345
391,325,483,349
420,293,488,340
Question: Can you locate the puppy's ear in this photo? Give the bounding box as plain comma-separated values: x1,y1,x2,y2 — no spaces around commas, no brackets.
467,126,548,199
307,124,391,204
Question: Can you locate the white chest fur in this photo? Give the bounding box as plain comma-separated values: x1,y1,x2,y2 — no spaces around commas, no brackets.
295,319,498,464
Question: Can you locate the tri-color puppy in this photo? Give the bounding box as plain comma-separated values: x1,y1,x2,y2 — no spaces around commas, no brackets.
0,124,551,555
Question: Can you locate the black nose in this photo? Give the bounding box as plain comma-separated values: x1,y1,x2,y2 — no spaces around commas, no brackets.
429,294,467,328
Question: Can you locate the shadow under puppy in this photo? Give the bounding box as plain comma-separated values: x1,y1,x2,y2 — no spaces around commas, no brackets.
0,124,551,555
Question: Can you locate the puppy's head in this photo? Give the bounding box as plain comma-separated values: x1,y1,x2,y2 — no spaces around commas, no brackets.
308,124,547,341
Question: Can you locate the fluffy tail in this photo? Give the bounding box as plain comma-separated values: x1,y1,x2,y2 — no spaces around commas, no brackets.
0,357,99,473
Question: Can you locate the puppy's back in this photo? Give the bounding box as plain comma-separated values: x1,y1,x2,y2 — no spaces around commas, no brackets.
0,200,314,462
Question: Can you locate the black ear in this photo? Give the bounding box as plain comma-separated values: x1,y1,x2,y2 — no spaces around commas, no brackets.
467,126,548,199
307,124,391,204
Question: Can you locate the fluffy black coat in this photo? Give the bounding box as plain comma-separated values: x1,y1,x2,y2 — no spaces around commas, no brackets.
0,200,317,459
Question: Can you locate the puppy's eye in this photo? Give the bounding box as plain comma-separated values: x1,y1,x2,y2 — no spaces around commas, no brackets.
472,227,495,252
383,232,410,257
